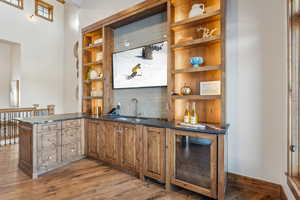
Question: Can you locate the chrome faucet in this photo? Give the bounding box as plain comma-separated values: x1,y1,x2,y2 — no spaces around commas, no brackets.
131,98,139,117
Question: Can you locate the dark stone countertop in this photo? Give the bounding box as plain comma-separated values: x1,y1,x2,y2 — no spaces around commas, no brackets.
15,113,86,124
16,113,229,135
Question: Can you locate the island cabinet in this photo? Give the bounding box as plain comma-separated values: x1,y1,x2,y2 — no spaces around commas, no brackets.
19,119,84,179
142,126,166,182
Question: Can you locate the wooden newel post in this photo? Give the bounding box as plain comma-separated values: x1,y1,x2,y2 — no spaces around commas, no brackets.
32,104,39,116
47,105,55,115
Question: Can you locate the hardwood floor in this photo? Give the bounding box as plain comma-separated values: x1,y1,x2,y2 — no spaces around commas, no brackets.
0,145,280,200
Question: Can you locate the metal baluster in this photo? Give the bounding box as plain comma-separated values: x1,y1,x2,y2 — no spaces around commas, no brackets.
4,113,7,146
0,113,3,146
8,112,13,144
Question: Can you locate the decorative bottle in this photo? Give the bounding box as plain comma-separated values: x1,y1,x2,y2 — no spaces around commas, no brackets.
190,102,198,125
183,102,191,123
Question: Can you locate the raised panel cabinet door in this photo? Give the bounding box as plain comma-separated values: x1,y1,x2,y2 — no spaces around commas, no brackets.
104,122,120,165
143,127,166,182
86,120,99,159
37,130,61,151
62,142,81,162
62,127,81,145
96,121,106,161
120,124,138,173
37,147,61,171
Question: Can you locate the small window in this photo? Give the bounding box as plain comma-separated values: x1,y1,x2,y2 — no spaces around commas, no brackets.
1,0,23,9
35,0,53,22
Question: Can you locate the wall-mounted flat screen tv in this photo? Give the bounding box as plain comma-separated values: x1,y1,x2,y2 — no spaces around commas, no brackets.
113,41,167,89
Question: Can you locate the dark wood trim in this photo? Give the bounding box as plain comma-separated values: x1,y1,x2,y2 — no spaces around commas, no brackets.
56,0,65,4
82,0,167,33
288,176,300,200
35,0,54,22
228,173,281,198
281,185,288,200
0,0,23,10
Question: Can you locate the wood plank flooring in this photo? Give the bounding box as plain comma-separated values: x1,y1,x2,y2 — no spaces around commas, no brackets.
0,145,281,200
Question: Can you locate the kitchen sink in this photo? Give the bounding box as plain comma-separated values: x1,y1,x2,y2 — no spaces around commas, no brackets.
114,116,145,123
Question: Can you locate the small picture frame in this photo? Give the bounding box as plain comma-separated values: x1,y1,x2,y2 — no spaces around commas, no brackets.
200,81,221,96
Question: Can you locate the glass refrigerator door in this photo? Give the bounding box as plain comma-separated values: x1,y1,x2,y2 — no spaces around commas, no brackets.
174,135,215,190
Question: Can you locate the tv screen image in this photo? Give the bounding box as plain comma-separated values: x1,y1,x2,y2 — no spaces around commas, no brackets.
113,41,167,89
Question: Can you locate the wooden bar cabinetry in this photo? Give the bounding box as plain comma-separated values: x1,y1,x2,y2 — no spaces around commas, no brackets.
142,126,166,182
86,120,140,175
19,119,84,179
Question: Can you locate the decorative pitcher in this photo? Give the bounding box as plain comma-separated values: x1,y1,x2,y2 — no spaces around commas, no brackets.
189,4,205,18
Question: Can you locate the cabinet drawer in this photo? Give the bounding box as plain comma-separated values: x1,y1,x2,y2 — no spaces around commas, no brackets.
37,131,61,150
62,128,81,145
38,122,61,133
62,142,81,162
37,146,61,171
62,120,81,129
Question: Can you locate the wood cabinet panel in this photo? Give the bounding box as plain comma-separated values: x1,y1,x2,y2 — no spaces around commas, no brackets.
62,142,81,162
18,123,34,177
62,120,81,129
143,126,166,182
37,130,61,150
104,122,120,165
120,124,138,173
62,127,81,145
86,120,99,159
37,146,61,172
37,130,62,172
96,121,106,161
37,122,61,133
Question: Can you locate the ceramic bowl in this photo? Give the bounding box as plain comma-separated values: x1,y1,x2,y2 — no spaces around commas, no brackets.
190,57,204,67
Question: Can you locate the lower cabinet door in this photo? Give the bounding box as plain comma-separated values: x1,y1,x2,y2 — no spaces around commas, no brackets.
37,130,62,172
104,122,120,165
86,120,99,159
169,130,217,199
143,127,166,182
37,146,61,172
96,121,106,161
62,142,81,162
120,124,138,173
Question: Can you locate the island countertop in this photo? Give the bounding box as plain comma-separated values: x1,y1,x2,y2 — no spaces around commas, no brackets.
17,113,229,135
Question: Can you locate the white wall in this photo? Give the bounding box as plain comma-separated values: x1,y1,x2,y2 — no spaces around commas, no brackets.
66,0,294,198
63,2,80,113
0,0,65,113
226,0,292,198
79,0,143,28
0,42,12,107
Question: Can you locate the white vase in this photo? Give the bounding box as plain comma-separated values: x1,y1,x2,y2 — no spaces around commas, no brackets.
89,69,99,79
189,4,205,18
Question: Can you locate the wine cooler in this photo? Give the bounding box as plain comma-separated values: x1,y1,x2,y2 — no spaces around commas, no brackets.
169,130,218,198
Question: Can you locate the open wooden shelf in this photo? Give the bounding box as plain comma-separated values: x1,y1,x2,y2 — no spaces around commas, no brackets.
84,78,104,84
173,66,221,74
172,95,221,100
83,96,103,100
83,60,103,67
83,43,103,51
171,10,221,30
171,35,221,49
